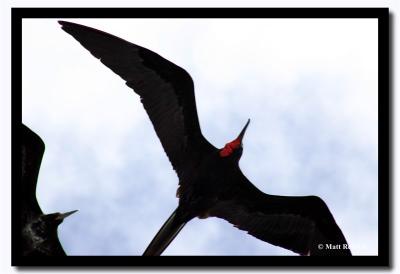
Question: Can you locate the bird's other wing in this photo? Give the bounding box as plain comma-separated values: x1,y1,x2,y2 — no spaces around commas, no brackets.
59,20,216,178
209,174,351,256
21,123,45,219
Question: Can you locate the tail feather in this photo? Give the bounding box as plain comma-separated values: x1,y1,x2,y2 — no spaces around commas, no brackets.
143,208,186,256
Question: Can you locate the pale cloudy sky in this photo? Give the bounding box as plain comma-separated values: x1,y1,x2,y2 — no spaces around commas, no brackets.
22,18,378,255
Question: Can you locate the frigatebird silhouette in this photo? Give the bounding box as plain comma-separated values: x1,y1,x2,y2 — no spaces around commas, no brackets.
59,20,351,256
21,123,77,256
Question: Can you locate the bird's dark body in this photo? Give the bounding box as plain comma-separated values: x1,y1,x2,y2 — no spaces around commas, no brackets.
59,20,351,256
175,150,241,218
20,124,76,256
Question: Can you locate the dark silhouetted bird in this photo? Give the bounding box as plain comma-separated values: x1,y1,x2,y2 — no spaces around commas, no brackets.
21,123,77,256
59,20,351,256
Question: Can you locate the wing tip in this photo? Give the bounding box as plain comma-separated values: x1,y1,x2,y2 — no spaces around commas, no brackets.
58,20,82,27
58,20,77,34
58,20,73,29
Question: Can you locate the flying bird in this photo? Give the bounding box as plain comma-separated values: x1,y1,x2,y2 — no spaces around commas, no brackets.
21,123,77,256
59,20,351,256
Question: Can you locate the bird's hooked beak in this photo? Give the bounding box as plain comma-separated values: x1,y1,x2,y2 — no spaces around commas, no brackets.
56,210,78,221
236,119,251,144
219,119,250,158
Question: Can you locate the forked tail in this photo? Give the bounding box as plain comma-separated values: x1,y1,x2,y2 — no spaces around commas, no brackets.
143,207,187,256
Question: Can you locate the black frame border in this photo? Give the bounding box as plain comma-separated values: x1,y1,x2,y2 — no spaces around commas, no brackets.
11,7,390,268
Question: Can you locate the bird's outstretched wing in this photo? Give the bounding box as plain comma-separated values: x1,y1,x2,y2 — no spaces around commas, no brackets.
209,172,351,256
59,21,216,179
21,123,45,220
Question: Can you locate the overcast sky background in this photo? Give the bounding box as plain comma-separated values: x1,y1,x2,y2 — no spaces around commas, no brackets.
22,18,378,256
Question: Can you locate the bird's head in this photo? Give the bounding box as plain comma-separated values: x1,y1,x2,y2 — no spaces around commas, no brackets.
38,210,78,230
22,210,78,252
219,119,250,161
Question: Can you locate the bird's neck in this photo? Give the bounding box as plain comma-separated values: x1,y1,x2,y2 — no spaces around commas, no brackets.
220,139,241,158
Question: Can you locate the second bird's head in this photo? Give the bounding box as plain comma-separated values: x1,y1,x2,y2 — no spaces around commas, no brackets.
219,119,250,162
32,210,78,235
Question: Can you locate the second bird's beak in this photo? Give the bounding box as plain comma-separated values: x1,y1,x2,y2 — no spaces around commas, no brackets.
56,210,78,221
237,119,251,143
